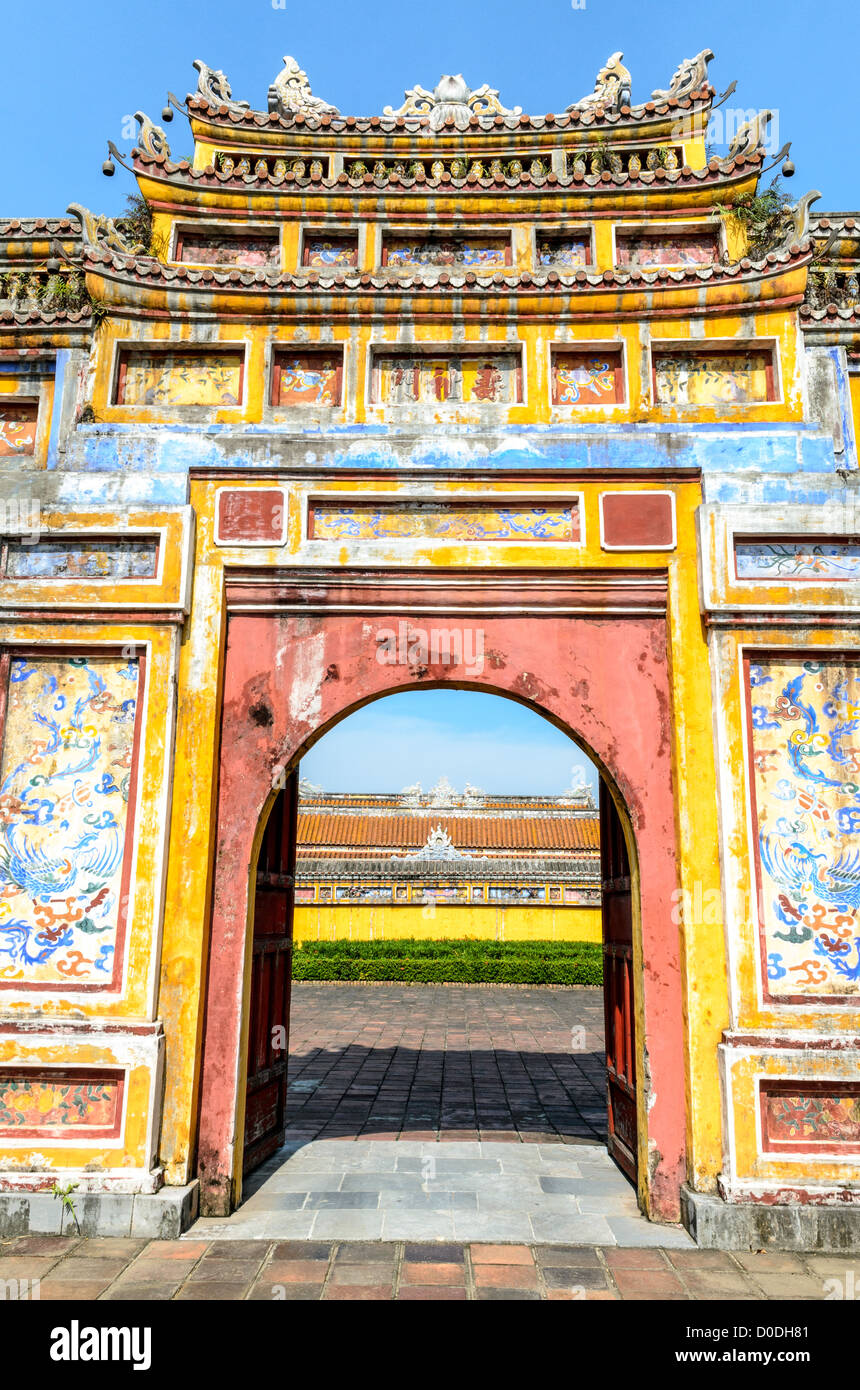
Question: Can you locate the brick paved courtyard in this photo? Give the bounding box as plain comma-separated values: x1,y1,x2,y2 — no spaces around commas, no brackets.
0,1236,851,1300
284,983,607,1142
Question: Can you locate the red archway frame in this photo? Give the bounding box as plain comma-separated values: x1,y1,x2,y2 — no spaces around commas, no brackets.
196,567,685,1221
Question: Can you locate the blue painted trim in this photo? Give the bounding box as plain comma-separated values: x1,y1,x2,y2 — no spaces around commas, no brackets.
45,351,67,471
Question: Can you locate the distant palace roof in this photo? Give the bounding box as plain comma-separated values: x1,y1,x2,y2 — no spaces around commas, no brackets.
296,779,599,862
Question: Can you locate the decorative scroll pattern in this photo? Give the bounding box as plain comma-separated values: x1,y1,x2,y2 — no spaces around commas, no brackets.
309,501,579,542
735,541,860,581
374,354,522,404
762,1085,860,1151
384,238,510,268
272,353,342,407
176,232,279,268
116,351,243,407
2,540,158,580
747,657,860,999
0,1072,122,1136
616,231,719,267
0,402,38,457
0,656,140,989
553,353,624,405
654,350,773,405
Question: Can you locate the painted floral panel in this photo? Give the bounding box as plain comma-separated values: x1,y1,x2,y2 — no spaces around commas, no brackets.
762,1086,860,1151
747,657,860,999
553,352,624,405
303,238,358,267
310,502,579,542
272,353,342,407
537,237,591,268
616,232,719,267
0,1072,122,1135
654,350,772,406
735,540,860,581
0,402,38,457
375,355,521,404
3,540,158,580
0,656,140,988
177,233,279,268
384,238,509,268
116,352,243,407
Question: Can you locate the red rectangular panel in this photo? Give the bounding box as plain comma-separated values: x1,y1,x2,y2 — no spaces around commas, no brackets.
601,492,675,550
216,489,286,545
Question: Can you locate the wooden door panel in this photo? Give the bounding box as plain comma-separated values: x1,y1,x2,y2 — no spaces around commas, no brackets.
243,774,297,1175
600,783,638,1183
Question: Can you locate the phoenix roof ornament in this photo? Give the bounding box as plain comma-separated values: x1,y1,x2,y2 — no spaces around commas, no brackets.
268,55,340,118
651,48,715,102
192,59,250,112
384,74,522,132
727,109,773,161
567,52,632,114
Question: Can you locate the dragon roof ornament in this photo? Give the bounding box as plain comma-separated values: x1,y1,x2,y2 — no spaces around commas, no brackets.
134,112,170,161
567,51,632,114
66,203,144,257
727,109,773,161
268,55,339,118
192,59,250,112
783,190,822,247
650,48,715,102
384,74,522,132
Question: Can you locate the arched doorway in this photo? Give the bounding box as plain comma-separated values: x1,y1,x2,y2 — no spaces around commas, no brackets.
195,566,684,1222
241,690,638,1191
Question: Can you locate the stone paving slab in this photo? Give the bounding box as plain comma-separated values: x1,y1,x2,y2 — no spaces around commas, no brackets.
0,1235,843,1299
191,1137,679,1246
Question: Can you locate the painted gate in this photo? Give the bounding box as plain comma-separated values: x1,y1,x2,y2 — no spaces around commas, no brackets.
600,783,638,1182
242,773,298,1174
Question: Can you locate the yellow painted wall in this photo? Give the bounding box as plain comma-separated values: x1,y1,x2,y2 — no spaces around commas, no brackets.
294,903,602,943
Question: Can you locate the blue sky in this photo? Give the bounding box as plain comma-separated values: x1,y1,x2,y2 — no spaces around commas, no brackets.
2,0,857,216
300,691,598,794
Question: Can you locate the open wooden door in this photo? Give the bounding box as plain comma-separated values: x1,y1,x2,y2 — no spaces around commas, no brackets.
243,774,298,1175
599,783,638,1183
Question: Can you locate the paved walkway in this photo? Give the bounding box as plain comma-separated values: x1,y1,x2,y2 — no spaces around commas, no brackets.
0,1236,848,1300
190,1139,690,1245
285,983,607,1142
192,984,682,1244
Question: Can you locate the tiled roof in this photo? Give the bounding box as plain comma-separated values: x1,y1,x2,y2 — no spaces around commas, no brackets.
0,218,80,238
295,854,600,881
80,238,811,297
297,812,600,853
133,146,759,193
186,88,713,136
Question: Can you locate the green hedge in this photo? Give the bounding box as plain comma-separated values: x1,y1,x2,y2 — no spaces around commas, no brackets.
293,938,603,985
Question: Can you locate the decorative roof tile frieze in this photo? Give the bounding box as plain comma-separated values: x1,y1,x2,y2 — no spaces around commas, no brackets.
131,144,764,197
267,55,339,118
0,217,80,239
383,73,522,132
77,237,813,327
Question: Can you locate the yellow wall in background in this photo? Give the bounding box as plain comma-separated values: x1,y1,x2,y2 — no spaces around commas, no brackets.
294,903,602,942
